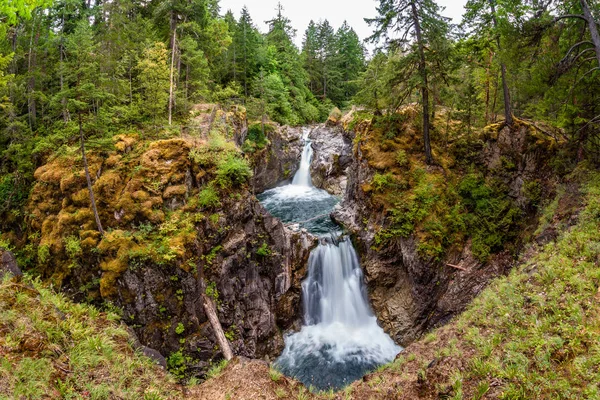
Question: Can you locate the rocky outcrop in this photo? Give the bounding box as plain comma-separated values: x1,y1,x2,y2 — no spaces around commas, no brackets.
251,126,304,193
309,124,353,196
0,248,22,279
26,120,316,379
332,120,556,346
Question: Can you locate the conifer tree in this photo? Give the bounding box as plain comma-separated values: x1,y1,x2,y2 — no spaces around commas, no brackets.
368,0,451,164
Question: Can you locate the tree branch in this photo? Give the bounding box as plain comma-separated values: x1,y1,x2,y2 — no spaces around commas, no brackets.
555,14,589,24
560,40,594,64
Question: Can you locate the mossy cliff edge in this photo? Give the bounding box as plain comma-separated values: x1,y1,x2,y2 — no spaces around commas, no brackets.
15,108,315,379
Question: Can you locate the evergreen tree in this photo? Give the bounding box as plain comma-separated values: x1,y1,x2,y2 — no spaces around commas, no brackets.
463,0,527,127
368,0,452,164
335,21,366,104
137,42,170,126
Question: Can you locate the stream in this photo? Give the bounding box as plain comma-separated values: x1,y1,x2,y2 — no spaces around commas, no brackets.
258,127,402,390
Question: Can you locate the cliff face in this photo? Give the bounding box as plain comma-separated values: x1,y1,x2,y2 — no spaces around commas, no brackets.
25,112,315,377
250,125,304,193
328,115,559,345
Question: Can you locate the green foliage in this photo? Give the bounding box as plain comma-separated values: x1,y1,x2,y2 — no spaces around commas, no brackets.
205,281,219,302
205,359,228,380
395,149,409,168
137,42,170,124
256,242,272,257
64,236,82,260
166,350,187,379
197,185,221,209
215,155,252,188
242,123,269,153
175,322,185,335
0,275,178,398
458,173,521,261
371,173,395,192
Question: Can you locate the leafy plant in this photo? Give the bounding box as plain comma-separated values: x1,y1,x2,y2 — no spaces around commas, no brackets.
198,185,221,209
215,155,252,188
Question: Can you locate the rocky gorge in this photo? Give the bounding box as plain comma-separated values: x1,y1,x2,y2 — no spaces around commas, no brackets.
10,108,563,385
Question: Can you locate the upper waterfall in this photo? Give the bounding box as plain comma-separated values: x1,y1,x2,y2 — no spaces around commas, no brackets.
291,127,313,187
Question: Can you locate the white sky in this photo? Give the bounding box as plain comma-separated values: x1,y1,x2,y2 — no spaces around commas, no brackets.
218,0,467,54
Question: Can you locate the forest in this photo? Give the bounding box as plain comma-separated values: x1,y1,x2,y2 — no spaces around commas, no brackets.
1,0,600,229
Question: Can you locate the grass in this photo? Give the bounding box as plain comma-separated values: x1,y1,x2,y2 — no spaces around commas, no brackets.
0,274,179,399
453,172,600,397
205,359,229,380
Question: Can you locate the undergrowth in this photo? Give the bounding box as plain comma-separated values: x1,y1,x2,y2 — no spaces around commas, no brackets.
0,274,179,399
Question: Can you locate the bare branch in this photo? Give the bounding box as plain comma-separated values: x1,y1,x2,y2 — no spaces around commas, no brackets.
555,14,589,24
560,40,594,64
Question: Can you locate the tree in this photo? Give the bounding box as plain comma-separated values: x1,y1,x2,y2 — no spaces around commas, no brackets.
463,0,527,127
137,42,170,126
265,3,318,124
354,51,390,115
335,21,366,103
61,21,110,235
368,0,451,164
234,7,262,98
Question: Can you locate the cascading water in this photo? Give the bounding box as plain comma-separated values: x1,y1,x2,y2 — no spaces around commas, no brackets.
258,127,401,390
291,129,313,187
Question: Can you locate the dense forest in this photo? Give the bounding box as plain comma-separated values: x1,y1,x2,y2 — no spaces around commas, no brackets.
1,0,600,398
1,0,599,234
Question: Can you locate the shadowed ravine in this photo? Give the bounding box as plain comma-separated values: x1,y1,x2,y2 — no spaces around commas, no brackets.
258,127,401,390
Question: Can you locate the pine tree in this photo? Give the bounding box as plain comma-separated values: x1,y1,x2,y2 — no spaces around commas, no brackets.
335,21,366,104
368,0,451,164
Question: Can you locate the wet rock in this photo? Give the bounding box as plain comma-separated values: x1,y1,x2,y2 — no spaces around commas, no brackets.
251,126,304,192
309,124,353,196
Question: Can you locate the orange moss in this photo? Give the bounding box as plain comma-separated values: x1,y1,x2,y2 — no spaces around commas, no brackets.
163,185,187,199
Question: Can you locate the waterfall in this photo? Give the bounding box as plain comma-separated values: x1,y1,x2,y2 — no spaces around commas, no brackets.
275,236,401,390
291,128,313,187
302,237,372,327
258,125,402,390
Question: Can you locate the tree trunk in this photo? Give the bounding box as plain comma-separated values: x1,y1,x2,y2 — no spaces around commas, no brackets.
79,114,104,236
580,0,600,67
484,51,492,124
201,293,233,361
168,27,176,126
411,1,433,164
488,0,513,126
27,14,39,130
198,276,233,361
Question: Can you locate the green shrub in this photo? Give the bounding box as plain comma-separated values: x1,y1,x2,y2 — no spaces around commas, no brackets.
372,173,395,192
166,350,187,379
198,185,221,209
242,124,269,153
216,155,252,188
256,242,271,257
458,173,521,261
175,322,185,335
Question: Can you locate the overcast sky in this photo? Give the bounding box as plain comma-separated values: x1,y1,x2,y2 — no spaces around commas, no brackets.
218,0,467,54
